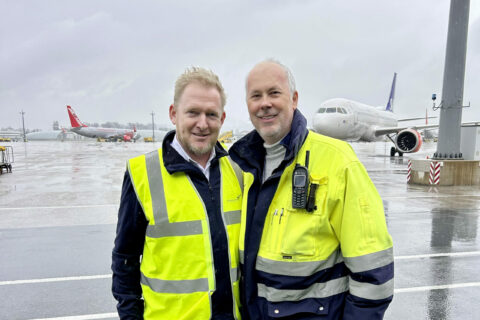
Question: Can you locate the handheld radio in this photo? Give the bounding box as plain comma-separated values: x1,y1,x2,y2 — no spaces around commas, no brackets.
292,151,310,209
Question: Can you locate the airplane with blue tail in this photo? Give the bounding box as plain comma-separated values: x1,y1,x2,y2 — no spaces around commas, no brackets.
312,73,437,156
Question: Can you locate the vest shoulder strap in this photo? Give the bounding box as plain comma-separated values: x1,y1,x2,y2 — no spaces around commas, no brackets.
227,156,243,188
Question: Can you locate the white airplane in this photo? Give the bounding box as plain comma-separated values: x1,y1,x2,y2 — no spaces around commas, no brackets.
312,73,437,156
67,105,141,142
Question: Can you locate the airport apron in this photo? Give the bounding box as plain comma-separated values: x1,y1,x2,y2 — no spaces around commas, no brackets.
128,149,242,319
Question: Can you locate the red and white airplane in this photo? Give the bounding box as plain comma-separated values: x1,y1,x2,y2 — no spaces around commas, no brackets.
67,105,140,142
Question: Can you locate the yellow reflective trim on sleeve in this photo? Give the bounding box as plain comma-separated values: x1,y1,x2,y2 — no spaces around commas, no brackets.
343,247,394,273
349,278,394,300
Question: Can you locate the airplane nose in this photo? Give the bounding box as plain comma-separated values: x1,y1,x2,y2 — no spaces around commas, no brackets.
313,114,350,139
313,115,335,131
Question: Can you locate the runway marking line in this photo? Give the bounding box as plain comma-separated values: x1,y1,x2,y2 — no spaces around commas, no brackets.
29,313,117,320
383,194,480,199
24,283,480,319
0,204,117,211
0,274,110,286
395,282,480,293
395,251,480,260
2,251,480,287
23,284,480,319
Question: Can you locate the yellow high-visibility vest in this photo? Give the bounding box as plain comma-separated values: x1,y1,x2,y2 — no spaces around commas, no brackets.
128,149,242,319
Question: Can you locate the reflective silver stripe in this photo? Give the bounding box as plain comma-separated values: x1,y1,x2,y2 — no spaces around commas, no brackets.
349,278,394,300
230,267,239,282
343,247,394,273
256,248,343,277
219,163,239,320
145,151,169,224
239,250,244,264
127,160,147,222
146,220,203,237
227,156,243,188
224,210,241,225
141,272,209,294
258,277,349,302
145,151,205,238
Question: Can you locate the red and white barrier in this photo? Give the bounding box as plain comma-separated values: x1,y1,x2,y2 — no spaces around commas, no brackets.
407,160,412,183
429,161,441,185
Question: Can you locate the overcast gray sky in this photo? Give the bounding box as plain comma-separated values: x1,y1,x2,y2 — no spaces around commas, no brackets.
1,0,479,132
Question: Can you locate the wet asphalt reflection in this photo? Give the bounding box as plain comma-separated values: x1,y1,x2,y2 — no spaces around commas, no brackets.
0,140,478,319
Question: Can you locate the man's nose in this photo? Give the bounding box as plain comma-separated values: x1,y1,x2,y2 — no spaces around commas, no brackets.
196,114,208,130
260,95,272,108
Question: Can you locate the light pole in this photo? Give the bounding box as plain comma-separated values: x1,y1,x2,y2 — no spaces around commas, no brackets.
150,111,155,142
20,110,26,142
434,0,470,159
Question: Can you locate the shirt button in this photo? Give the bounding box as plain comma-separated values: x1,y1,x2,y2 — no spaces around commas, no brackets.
274,309,279,314
319,306,324,311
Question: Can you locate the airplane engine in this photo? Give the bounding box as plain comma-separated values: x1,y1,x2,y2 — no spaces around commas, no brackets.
123,135,132,142
395,129,422,153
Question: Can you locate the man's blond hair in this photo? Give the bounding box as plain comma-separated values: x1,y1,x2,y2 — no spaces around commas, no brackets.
174,67,226,108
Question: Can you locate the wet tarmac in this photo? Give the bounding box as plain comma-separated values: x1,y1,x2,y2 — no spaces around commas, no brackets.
0,140,479,319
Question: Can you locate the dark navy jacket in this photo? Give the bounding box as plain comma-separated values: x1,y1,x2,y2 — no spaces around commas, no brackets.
112,130,235,319
229,110,393,320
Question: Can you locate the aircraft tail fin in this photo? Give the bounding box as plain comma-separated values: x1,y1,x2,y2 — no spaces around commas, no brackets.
385,72,397,112
67,105,87,128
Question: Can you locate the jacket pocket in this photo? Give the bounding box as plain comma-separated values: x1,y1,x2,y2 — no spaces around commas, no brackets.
281,208,319,256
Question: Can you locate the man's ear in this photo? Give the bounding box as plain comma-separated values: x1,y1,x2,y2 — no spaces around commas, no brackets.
169,104,176,125
292,91,299,110
220,111,226,125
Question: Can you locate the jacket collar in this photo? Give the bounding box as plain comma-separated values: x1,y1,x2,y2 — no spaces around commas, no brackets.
162,130,228,175
230,109,309,172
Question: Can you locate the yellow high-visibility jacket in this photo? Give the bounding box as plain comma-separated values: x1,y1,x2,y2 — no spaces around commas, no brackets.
230,110,393,319
128,148,243,319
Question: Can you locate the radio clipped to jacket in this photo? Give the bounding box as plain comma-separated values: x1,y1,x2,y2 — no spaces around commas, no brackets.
292,164,308,208
292,151,318,212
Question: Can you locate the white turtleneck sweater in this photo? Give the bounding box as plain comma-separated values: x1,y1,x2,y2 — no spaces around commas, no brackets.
263,138,286,183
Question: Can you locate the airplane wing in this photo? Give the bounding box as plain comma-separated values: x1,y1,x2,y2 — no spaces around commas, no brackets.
374,121,480,137
398,116,437,122
374,124,440,137
461,121,480,127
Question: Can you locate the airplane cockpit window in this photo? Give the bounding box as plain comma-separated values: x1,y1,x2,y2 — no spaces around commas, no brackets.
317,107,349,114
317,108,326,113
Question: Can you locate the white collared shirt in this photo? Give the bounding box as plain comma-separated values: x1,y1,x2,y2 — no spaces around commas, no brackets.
171,135,216,181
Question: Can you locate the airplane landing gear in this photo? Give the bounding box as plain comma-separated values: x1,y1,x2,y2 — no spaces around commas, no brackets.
390,147,403,157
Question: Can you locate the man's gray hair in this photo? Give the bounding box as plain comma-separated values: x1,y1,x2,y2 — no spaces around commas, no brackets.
246,59,297,96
